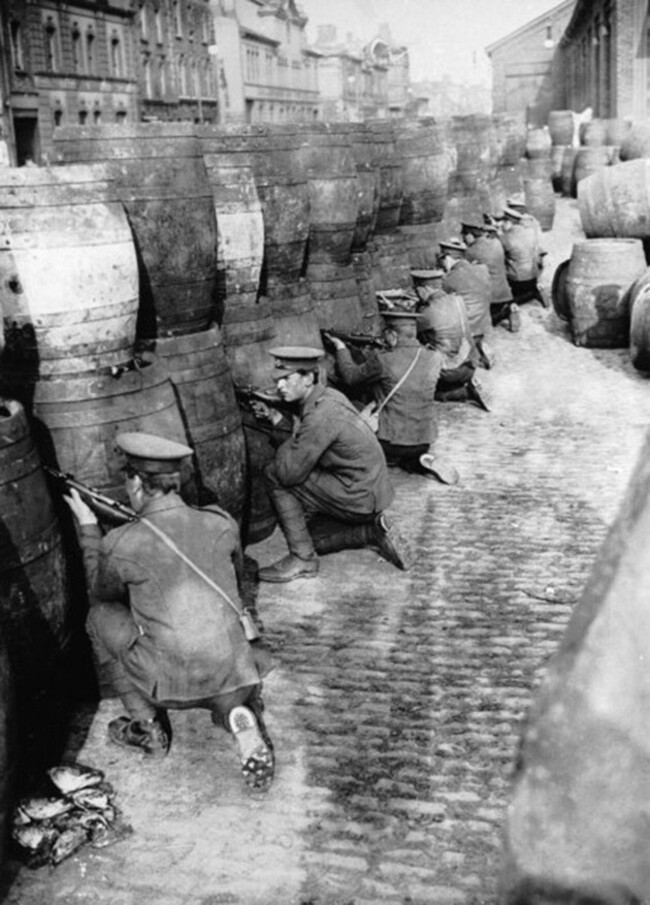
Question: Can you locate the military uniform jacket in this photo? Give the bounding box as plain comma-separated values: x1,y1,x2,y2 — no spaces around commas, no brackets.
416,290,475,369
500,223,541,282
335,338,442,446
441,259,492,338
466,235,513,304
274,383,394,515
79,494,265,703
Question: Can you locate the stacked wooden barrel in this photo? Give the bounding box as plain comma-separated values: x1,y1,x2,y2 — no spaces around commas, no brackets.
523,127,555,230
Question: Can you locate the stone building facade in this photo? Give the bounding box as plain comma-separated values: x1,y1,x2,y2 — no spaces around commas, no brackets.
211,0,320,123
557,0,650,119
486,0,575,126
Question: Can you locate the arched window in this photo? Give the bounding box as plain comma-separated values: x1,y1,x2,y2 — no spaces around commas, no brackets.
110,31,123,77
173,1,183,38
72,23,83,73
78,109,88,124
179,55,187,95
44,17,59,72
9,19,24,71
86,27,96,75
155,8,164,44
143,55,153,98
93,109,102,124
53,108,63,127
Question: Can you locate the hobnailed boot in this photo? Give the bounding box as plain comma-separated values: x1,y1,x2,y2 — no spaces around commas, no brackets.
310,520,373,555
258,486,319,583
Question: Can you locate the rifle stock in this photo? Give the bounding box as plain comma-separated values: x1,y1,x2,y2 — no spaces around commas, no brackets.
320,329,387,351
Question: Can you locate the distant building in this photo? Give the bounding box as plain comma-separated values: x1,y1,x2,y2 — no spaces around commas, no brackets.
1,0,138,165
210,0,320,123
486,0,575,125
411,77,491,119
556,0,647,119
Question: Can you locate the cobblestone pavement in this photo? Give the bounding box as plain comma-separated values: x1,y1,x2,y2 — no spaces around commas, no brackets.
4,199,650,905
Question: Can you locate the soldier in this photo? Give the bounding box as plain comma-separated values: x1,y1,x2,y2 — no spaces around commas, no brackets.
65,432,275,792
461,218,520,334
326,309,459,485
437,237,495,368
413,269,491,413
500,207,547,308
252,346,412,582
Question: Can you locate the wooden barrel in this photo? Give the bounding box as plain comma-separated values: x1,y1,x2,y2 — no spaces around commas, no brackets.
525,127,552,159
451,114,498,193
307,262,365,332
368,233,413,297
547,110,575,146
0,398,71,685
551,259,571,321
399,222,440,270
578,159,650,240
52,122,219,338
0,164,138,378
619,121,650,162
524,157,553,180
395,117,450,225
367,120,404,234
604,118,631,148
579,118,607,147
523,178,555,231
348,123,381,252
142,327,247,520
0,631,13,870
628,269,650,371
560,147,579,197
197,125,265,321
573,146,611,196
221,296,276,388
244,125,310,285
351,250,381,333
565,238,647,348
497,163,525,197
550,145,569,192
267,278,322,348
492,112,527,166
31,356,191,502
298,123,359,266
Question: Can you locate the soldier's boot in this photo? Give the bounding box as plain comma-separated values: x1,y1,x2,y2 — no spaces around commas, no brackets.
258,488,319,583
311,515,412,570
310,519,372,555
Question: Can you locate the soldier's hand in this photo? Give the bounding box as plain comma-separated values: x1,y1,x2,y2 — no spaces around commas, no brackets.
64,488,98,526
251,400,283,425
322,332,346,351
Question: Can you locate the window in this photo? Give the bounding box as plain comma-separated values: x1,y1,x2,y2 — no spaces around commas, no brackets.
110,31,123,77
10,19,25,71
53,109,63,127
143,55,153,98
44,17,59,72
93,109,102,123
178,54,187,95
86,28,96,75
78,109,88,124
116,109,127,123
140,3,148,39
174,1,183,38
72,23,83,73
155,8,164,44
159,57,167,96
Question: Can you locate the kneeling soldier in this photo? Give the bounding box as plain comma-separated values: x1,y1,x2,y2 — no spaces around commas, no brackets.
252,346,413,583
65,432,275,792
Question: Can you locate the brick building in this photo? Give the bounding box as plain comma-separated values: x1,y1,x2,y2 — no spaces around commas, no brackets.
486,0,575,126
557,0,649,119
210,0,320,123
0,0,218,166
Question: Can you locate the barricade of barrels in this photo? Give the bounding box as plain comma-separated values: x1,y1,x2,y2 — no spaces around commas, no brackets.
0,113,543,840
545,111,650,366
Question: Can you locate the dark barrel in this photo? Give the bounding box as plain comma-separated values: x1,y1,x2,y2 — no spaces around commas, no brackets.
551,259,571,321
52,122,219,338
565,238,647,347
0,397,71,687
547,110,575,146
299,123,359,266
628,269,650,372
367,120,404,234
395,117,451,225
142,328,247,521
348,122,381,252
307,262,365,332
197,125,265,321
268,279,323,348
0,164,138,378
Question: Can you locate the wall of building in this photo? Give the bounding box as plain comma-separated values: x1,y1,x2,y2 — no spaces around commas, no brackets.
559,0,649,120
487,0,575,125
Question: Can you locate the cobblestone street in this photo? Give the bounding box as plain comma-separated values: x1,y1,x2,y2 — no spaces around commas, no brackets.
4,199,650,905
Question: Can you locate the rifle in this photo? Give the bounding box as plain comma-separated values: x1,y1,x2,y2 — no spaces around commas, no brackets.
44,466,137,525
320,329,388,351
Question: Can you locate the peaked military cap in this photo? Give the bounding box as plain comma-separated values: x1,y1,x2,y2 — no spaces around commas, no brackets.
502,206,523,222
438,237,467,253
116,432,193,474
460,218,486,233
506,196,527,211
411,269,444,283
269,345,324,377
381,308,418,322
